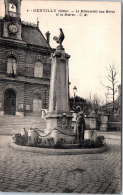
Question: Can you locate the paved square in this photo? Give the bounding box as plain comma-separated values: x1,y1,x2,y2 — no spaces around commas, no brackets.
0,133,121,193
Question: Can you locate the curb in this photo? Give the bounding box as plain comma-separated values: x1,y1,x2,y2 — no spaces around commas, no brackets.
9,140,108,155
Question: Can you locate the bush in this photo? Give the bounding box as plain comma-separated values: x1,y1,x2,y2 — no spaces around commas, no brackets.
80,136,105,148
31,137,65,148
96,136,105,147
13,134,62,148
13,134,105,149
13,134,28,146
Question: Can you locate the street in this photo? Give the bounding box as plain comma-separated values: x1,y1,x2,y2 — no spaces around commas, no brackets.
0,133,121,194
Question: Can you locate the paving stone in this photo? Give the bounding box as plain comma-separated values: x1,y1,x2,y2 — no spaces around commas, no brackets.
0,134,121,193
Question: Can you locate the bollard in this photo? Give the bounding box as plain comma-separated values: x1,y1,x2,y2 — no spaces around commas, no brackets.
84,130,97,142
28,129,38,144
21,128,25,136
84,130,92,140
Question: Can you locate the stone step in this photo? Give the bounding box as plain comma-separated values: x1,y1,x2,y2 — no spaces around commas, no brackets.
0,130,13,135
0,115,46,135
13,126,46,130
0,115,44,118
0,117,45,121
0,125,11,127
0,122,46,126
0,132,14,135
0,118,45,122
0,128,13,131
0,123,46,127
0,127,13,129
0,123,45,126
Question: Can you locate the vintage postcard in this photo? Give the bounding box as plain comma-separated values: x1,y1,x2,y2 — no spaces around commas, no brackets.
0,0,121,194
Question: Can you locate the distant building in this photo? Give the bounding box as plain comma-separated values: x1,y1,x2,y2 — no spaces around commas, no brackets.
0,0,53,117
117,84,121,119
101,84,121,121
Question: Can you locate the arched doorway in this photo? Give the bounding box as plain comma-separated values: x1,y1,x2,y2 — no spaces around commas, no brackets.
4,89,16,115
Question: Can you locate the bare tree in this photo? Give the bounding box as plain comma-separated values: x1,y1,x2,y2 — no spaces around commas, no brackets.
100,64,119,112
103,88,109,112
92,94,102,113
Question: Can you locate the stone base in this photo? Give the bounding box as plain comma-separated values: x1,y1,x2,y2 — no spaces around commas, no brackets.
16,112,24,116
45,112,75,142
45,112,73,133
100,122,107,131
51,129,76,144
85,117,97,129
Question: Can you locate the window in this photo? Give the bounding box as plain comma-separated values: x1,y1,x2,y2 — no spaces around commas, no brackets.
7,57,17,75
34,62,43,78
9,3,16,12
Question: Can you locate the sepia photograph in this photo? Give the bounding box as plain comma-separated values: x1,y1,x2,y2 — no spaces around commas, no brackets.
0,0,121,194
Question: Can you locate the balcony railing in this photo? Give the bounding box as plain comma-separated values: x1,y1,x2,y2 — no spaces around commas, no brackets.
9,11,20,18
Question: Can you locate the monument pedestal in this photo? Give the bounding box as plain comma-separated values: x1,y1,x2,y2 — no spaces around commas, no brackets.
46,112,75,142
45,47,75,142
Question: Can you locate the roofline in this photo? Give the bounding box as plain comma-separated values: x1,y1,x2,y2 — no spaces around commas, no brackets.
0,37,53,54
21,21,37,28
0,17,52,49
21,21,52,49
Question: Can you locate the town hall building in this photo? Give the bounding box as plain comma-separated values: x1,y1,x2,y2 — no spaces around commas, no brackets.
0,0,52,117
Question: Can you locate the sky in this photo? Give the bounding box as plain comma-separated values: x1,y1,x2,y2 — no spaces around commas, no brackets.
0,0,121,104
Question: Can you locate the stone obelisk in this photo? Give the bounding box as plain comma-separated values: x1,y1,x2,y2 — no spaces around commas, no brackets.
45,29,75,141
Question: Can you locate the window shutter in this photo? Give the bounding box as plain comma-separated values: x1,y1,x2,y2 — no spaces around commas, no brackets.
34,62,43,78
39,65,43,77
7,57,17,74
7,61,12,73
13,61,16,74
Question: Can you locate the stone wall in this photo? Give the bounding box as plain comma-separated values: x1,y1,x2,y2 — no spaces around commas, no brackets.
0,45,51,79
24,83,49,115
25,51,51,78
0,44,51,116
0,46,26,76
0,80,50,116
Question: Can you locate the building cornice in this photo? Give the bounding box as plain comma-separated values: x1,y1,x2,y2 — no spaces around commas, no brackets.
0,74,50,85
0,37,53,55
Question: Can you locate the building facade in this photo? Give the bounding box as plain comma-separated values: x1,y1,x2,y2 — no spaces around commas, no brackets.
101,84,121,121
0,0,52,117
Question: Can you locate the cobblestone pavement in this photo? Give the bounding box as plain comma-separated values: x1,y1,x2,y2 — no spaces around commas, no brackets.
0,134,121,194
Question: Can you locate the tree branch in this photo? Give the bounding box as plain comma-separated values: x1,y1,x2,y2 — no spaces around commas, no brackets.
100,81,113,90
106,76,112,83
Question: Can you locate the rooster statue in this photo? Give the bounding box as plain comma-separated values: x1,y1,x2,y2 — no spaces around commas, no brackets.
53,28,65,46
